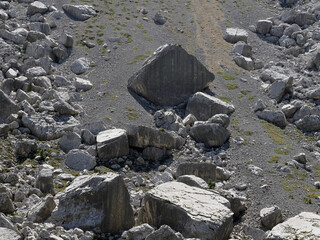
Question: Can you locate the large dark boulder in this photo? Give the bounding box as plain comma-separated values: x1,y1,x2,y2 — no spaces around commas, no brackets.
128,44,214,106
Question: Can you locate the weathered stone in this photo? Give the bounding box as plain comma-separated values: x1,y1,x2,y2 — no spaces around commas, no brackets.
127,125,185,149
21,114,80,140
260,206,282,230
182,114,197,126
122,224,154,240
190,123,230,147
138,182,233,240
0,29,26,45
0,213,16,231
35,168,54,194
128,44,214,106
256,110,287,128
28,22,51,35
15,139,37,158
74,77,93,91
27,1,48,16
177,175,208,189
65,149,96,171
233,54,254,71
0,192,15,214
62,4,96,21
232,41,252,57
81,129,96,145
186,92,235,121
59,31,74,48
27,194,56,223
54,100,78,116
223,28,248,43
295,115,320,132
0,90,20,123
307,87,320,100
97,129,129,159
256,20,273,35
207,114,230,128
71,58,90,75
176,162,216,182
145,225,184,240
295,12,316,26
153,12,166,25
268,77,293,103
0,228,21,240
266,212,320,240
59,132,81,153
142,147,166,161
51,173,134,233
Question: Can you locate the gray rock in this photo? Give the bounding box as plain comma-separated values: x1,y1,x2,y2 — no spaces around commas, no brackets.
176,162,216,182
53,45,68,63
270,25,284,37
59,31,74,48
295,115,320,132
295,12,316,26
15,139,37,158
81,129,96,145
0,191,15,214
32,76,52,89
293,153,307,164
256,109,287,128
177,175,208,189
97,129,129,159
54,100,78,116
127,125,185,149
223,28,248,43
27,31,46,42
207,114,230,128
142,147,166,161
219,189,246,218
260,206,282,229
25,66,46,79
243,225,266,240
51,173,134,233
27,1,48,16
232,41,252,57
65,149,96,171
0,124,9,136
256,20,273,35
146,225,184,240
233,54,254,71
28,22,51,35
216,166,231,181
122,224,154,240
307,87,320,100
182,114,197,126
59,132,81,153
62,4,96,21
0,228,21,240
0,213,16,231
268,77,293,103
21,114,80,140
0,90,20,123
266,212,320,240
74,77,93,91
186,92,235,121
138,182,233,240
27,194,56,223
0,29,26,45
153,12,166,25
71,58,90,75
128,44,214,106
190,123,230,147
35,168,54,195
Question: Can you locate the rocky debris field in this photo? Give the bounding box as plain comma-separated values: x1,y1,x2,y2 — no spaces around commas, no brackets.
1,0,320,239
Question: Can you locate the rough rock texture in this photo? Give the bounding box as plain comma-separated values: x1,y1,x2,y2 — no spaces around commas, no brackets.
176,162,216,182
223,28,248,43
62,4,96,21
96,129,129,159
127,125,185,149
0,227,21,240
177,175,208,189
256,110,287,128
128,44,214,106
186,92,235,121
51,173,134,233
266,212,320,240
260,205,283,230
145,225,184,240
190,123,230,147
35,168,54,194
27,194,56,223
65,149,96,171
59,132,81,153
138,182,233,240
0,90,20,123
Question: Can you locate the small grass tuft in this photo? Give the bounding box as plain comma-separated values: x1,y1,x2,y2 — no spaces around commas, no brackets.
226,83,238,90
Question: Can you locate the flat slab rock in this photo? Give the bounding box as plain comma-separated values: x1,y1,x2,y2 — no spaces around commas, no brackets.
138,182,233,240
266,212,320,240
128,44,214,106
0,227,21,240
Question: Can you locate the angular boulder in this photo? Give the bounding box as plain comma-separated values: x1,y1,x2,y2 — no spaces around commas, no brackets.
295,115,320,132
0,90,19,123
233,54,254,71
97,129,129,159
176,162,216,182
127,125,185,149
138,182,233,240
256,20,273,35
62,4,96,21
186,92,235,121
190,123,230,147
27,1,48,16
223,28,248,43
51,173,134,233
266,212,320,240
65,149,96,171
35,168,54,194
128,44,214,106
256,110,287,128
59,132,81,153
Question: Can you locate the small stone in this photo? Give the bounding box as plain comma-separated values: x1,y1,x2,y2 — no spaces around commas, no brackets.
260,205,282,229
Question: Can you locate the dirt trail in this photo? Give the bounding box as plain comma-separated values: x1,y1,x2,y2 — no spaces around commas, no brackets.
191,0,236,73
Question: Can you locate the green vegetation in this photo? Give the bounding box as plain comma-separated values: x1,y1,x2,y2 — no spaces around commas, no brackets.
126,107,138,120
261,120,286,145
275,148,290,155
217,71,235,80
226,83,238,90
208,179,216,189
218,96,232,102
269,155,279,164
